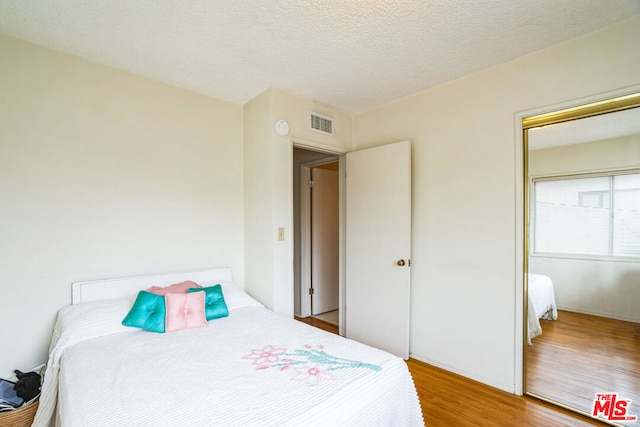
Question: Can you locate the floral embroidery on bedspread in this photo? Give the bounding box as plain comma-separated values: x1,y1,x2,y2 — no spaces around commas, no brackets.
241,344,382,386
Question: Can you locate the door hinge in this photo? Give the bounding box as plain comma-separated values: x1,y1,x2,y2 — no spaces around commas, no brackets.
308,180,315,188
309,288,314,295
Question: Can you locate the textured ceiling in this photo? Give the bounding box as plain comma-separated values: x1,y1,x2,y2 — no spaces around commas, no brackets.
0,1,638,113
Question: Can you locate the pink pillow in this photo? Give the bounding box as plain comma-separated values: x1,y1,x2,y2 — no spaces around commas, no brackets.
147,280,201,296
164,292,207,333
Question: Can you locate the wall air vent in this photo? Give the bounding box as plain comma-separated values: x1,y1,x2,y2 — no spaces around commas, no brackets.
310,112,334,135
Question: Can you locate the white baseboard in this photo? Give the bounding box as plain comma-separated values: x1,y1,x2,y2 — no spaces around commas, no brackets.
557,305,640,323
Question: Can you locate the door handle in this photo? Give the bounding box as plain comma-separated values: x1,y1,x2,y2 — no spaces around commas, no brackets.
397,259,406,266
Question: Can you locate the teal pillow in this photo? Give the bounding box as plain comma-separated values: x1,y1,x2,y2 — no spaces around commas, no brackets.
122,290,166,333
188,284,229,321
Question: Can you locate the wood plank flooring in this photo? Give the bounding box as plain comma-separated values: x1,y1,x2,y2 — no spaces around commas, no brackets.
295,315,339,334
295,315,603,426
527,310,640,423
407,358,601,427
311,309,339,326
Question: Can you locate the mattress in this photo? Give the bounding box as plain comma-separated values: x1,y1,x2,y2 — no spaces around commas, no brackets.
33,281,423,426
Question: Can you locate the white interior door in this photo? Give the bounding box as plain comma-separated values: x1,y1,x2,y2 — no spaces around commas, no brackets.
311,166,339,315
345,140,411,359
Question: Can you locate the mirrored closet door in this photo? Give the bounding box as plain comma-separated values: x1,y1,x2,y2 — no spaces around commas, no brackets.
524,93,640,424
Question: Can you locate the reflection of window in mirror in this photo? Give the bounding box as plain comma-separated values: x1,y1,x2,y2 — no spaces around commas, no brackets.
523,94,640,423
532,173,640,257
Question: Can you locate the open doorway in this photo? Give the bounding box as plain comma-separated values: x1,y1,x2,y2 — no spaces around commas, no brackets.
293,147,340,330
292,140,411,355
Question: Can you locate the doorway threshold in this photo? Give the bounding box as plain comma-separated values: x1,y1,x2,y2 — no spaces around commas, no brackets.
312,310,338,326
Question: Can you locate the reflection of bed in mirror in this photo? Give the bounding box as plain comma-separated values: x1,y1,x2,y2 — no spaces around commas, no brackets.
527,273,558,345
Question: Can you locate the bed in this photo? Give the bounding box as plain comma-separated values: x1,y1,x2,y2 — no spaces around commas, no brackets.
32,267,424,426
527,273,558,345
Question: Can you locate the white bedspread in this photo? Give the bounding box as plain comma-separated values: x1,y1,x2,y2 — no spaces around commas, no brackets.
33,285,423,426
527,273,558,345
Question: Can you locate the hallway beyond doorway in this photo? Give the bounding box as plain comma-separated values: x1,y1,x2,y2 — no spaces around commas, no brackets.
312,309,338,326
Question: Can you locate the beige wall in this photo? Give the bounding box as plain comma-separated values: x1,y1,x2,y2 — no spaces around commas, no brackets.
0,35,244,377
272,89,353,153
352,17,640,392
243,89,276,308
529,134,640,322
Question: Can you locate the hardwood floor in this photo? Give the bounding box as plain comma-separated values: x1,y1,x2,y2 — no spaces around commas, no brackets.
294,315,339,334
407,358,601,427
527,310,640,422
295,316,603,426
311,309,339,326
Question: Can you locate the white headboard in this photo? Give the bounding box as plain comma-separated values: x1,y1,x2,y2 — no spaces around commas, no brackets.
71,267,233,304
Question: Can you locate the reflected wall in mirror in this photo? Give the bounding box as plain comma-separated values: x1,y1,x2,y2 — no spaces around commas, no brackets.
524,95,640,425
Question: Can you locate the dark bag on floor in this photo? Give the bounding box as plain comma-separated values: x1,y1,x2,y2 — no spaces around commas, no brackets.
13,370,41,402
